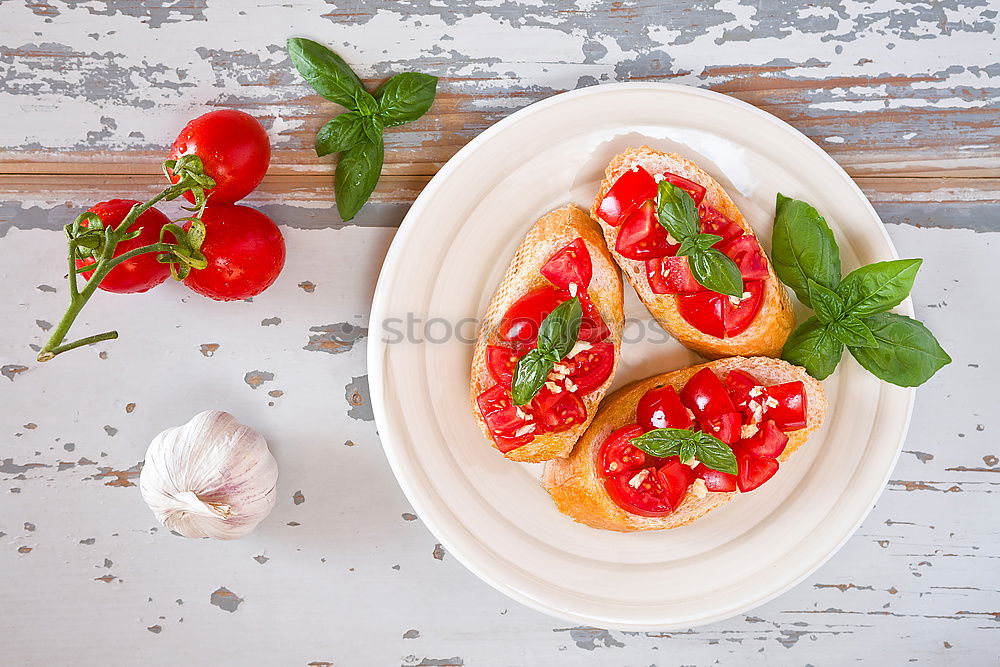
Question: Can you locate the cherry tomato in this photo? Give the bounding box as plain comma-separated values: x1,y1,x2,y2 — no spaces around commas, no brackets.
736,453,779,492
605,467,674,516
658,457,696,509
676,279,764,338
599,424,648,476
486,345,521,389
680,367,736,420
660,171,707,205
701,411,742,444
76,199,171,294
615,201,676,260
637,385,692,431
721,235,769,280
498,286,560,345
645,255,703,294
533,391,586,434
562,341,615,393
169,110,270,205
596,166,657,226
698,205,743,242
740,420,789,459
541,237,592,289
763,381,808,430
694,464,738,492
476,384,535,452
182,205,285,301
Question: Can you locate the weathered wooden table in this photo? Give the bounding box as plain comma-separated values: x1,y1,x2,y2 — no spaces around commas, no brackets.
1,1,996,664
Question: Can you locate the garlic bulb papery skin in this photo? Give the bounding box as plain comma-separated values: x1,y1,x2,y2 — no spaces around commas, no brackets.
139,410,278,540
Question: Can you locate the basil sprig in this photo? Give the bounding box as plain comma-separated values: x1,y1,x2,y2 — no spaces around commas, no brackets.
656,182,743,297
630,428,737,475
287,38,438,221
511,297,582,405
773,194,950,386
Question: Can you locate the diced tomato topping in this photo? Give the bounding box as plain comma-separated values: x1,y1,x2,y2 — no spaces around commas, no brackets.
475,384,536,452
596,166,658,227
636,385,693,431
658,457,697,509
721,235,769,280
680,367,736,420
736,453,779,492
700,411,742,445
724,369,759,412
694,464,738,492
762,381,808,430
576,290,611,343
533,391,586,434
562,341,615,393
660,171,707,205
599,424,648,476
541,237,592,290
698,205,744,242
645,255,703,294
676,279,764,338
486,345,520,389
605,468,674,516
498,286,560,345
739,420,789,459
614,201,676,260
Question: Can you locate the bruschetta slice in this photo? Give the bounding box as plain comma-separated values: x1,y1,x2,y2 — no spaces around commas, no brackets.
470,205,624,463
542,357,825,531
591,146,794,359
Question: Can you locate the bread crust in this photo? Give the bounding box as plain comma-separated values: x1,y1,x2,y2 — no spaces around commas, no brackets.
541,356,826,531
590,146,795,359
470,205,625,463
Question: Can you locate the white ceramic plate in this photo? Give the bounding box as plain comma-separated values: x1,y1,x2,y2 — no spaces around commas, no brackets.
368,83,914,630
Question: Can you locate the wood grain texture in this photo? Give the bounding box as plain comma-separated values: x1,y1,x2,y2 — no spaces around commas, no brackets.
1,0,997,664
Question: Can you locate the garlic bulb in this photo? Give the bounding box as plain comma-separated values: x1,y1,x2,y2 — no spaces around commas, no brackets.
139,410,278,540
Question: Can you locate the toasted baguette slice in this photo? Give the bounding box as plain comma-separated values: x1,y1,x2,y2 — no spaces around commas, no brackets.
542,357,826,531
470,205,624,463
591,146,794,359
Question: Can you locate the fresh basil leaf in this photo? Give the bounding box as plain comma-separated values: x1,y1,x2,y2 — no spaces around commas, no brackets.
376,72,438,127
511,348,555,405
361,113,383,145
781,316,844,380
807,278,845,324
772,193,842,308
287,38,366,109
837,259,921,318
830,315,877,348
687,247,744,298
334,135,384,221
537,297,582,359
694,432,738,475
354,88,380,117
315,112,365,157
679,440,698,465
657,182,699,240
848,312,951,387
630,428,691,458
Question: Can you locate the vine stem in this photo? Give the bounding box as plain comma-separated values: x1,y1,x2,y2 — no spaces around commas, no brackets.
36,177,204,362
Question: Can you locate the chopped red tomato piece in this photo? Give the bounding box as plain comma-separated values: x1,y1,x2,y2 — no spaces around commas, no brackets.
599,424,648,476
740,420,789,459
645,255,703,294
676,279,764,338
694,464,738,492
541,237,592,290
658,457,697,509
721,235,769,280
699,205,744,242
637,385,693,431
476,384,536,452
724,369,758,411
596,166,657,226
576,290,611,343
605,457,692,517
736,453,779,492
701,411,742,445
660,171,707,205
615,201,676,260
562,341,615,393
486,345,521,389
533,391,586,434
763,381,808,430
680,367,736,420
498,286,560,345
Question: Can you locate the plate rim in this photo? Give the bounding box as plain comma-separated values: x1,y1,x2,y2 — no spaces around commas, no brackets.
368,81,916,630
